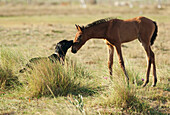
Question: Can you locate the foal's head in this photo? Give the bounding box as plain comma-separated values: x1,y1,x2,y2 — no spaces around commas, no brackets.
71,24,88,53
55,40,73,56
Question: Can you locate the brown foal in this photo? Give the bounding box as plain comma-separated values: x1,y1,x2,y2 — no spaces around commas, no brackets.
71,16,158,87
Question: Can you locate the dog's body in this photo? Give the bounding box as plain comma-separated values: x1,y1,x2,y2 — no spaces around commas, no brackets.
19,40,73,73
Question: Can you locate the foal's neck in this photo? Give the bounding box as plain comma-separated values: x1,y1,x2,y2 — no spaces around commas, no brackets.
85,22,108,39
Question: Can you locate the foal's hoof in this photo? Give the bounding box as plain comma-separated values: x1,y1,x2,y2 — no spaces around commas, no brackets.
142,83,148,87
142,80,149,87
151,84,156,87
152,80,157,87
142,84,146,87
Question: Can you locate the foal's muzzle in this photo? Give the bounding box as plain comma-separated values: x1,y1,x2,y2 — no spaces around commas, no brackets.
71,46,77,54
71,48,77,54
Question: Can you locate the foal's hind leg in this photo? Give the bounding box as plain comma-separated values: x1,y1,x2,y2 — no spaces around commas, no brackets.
150,49,157,87
107,44,114,76
115,44,129,85
142,45,157,87
142,47,151,87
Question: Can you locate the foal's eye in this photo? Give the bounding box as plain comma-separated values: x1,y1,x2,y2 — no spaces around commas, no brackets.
77,35,82,41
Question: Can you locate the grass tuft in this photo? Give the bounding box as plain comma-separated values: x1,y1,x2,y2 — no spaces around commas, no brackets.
66,94,85,114
24,57,98,97
99,64,152,114
0,48,22,89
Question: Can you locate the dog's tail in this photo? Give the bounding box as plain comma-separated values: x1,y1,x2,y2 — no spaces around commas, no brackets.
150,21,158,46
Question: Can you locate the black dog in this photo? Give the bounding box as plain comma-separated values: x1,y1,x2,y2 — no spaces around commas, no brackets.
19,40,73,73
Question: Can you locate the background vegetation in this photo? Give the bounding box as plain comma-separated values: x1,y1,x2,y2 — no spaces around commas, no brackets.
0,1,169,114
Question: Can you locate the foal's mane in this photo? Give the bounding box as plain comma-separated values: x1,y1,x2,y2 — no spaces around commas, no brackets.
85,17,115,28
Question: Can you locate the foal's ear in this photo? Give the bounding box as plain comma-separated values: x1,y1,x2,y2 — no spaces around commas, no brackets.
75,24,78,30
75,24,83,32
82,26,84,30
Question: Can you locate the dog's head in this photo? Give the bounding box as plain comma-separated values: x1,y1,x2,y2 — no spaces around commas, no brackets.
55,40,73,55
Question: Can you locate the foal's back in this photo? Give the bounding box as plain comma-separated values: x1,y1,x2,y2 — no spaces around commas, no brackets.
114,16,155,44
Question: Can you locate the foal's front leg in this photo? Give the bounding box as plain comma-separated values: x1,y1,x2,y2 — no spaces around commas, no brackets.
107,45,114,76
115,44,129,85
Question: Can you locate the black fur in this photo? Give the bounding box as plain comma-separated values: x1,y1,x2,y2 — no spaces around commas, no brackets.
19,40,73,73
150,21,158,46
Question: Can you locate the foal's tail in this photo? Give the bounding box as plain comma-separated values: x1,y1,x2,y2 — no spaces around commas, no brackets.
150,21,158,46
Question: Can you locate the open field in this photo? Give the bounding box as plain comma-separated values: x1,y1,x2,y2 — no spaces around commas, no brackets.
0,4,170,114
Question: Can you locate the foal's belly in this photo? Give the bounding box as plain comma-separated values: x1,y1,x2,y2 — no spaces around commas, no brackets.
119,21,139,43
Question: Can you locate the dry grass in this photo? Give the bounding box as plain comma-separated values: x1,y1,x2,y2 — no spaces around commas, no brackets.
23,58,98,98
0,4,170,114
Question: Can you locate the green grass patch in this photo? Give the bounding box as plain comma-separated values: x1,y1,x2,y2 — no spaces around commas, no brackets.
0,47,23,89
